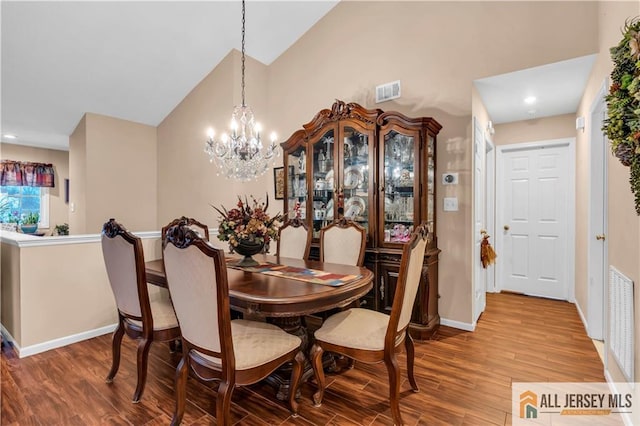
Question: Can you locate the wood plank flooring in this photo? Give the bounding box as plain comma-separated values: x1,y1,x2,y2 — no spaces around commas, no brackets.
1,293,605,425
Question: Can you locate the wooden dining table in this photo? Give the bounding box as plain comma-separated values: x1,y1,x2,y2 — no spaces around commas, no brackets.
145,253,373,399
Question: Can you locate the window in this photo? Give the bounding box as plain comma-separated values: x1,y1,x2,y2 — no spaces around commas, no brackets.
0,186,49,227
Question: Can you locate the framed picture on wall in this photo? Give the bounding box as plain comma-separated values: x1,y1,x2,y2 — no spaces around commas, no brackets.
64,179,69,204
274,167,285,200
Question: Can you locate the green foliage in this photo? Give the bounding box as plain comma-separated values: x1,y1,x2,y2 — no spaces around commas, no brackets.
603,17,640,214
21,211,39,225
54,223,69,236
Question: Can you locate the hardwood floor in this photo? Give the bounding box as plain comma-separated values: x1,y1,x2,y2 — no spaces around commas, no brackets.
1,293,605,425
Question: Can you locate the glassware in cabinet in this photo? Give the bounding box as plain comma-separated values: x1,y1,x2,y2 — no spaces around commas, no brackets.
381,130,417,244
311,130,335,239
342,126,370,237
285,145,308,221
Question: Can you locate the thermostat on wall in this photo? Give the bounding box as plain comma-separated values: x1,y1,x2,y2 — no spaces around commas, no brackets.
442,172,459,185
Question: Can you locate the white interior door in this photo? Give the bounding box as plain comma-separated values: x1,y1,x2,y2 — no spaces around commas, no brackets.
587,82,608,340
498,140,573,300
485,138,496,293
473,117,486,321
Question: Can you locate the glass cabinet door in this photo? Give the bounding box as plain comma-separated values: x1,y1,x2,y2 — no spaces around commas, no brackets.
426,135,435,235
285,145,308,222
311,129,335,239
381,130,417,244
341,125,370,237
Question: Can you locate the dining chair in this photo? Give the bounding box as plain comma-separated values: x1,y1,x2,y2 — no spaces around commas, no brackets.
310,224,430,426
162,223,305,426
101,218,181,403
277,218,311,260
319,218,366,267
161,216,209,242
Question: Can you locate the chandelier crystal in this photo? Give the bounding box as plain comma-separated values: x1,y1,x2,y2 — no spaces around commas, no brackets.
204,0,279,181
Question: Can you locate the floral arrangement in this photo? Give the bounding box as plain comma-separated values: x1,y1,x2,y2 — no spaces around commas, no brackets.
603,17,640,213
213,195,281,253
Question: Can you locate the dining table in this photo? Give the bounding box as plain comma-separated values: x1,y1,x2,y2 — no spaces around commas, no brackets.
145,252,374,399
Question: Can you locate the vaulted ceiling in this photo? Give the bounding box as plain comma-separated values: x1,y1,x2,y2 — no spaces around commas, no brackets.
2,1,594,152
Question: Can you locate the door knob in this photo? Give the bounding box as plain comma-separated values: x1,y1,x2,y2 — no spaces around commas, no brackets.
503,225,510,231
596,234,606,241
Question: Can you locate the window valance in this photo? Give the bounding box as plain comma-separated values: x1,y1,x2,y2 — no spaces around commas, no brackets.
0,160,55,188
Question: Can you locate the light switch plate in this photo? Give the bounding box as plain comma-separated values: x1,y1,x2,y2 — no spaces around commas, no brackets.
444,197,458,211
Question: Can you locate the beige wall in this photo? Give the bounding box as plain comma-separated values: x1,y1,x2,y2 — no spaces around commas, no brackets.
1,243,21,343
155,1,599,325
576,1,640,385
0,143,69,232
70,113,158,234
1,234,163,353
266,1,597,325
157,50,272,234
69,115,87,235
493,114,576,146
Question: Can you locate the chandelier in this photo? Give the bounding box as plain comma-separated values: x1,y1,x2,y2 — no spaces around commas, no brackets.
204,0,279,181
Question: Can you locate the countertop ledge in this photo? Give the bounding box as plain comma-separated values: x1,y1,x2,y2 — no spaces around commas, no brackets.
0,230,162,247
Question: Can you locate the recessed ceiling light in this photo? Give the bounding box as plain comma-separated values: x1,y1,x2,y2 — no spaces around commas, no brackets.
3,134,17,139
524,96,537,105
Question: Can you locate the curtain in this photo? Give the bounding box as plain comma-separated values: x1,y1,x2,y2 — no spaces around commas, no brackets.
0,160,55,187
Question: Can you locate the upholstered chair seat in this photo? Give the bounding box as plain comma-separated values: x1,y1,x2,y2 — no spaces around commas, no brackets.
162,224,304,426
126,286,178,331
101,218,181,403
313,308,405,351
195,319,302,370
311,224,431,426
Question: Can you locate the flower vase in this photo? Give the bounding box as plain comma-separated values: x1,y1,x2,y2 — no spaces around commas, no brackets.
21,224,38,234
233,239,264,267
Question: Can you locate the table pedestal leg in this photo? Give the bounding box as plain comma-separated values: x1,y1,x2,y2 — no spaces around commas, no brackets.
265,316,312,400
265,316,341,400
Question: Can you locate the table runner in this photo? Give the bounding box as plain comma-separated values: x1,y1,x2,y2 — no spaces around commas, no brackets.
226,258,361,287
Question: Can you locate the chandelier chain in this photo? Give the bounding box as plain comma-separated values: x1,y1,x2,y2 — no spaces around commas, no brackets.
241,0,246,107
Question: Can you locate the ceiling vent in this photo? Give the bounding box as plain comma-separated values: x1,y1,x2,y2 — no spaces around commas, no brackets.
375,80,401,103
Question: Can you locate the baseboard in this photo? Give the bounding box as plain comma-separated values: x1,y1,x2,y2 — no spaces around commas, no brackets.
440,317,476,332
604,371,635,426
575,299,589,334
0,325,19,352
1,323,117,358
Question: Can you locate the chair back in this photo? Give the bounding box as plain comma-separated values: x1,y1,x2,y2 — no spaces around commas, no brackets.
101,219,149,322
277,219,311,260
163,224,233,362
319,219,366,266
387,224,430,339
161,216,209,242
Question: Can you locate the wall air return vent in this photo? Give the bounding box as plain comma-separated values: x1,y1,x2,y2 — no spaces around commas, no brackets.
375,80,401,103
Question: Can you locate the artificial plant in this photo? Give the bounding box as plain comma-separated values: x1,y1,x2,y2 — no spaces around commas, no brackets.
603,17,640,214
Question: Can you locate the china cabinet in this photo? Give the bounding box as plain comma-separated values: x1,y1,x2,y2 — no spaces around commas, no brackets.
281,100,441,339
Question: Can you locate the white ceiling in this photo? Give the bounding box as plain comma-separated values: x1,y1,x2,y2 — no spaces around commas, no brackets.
1,1,338,151
474,54,597,124
2,2,597,152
